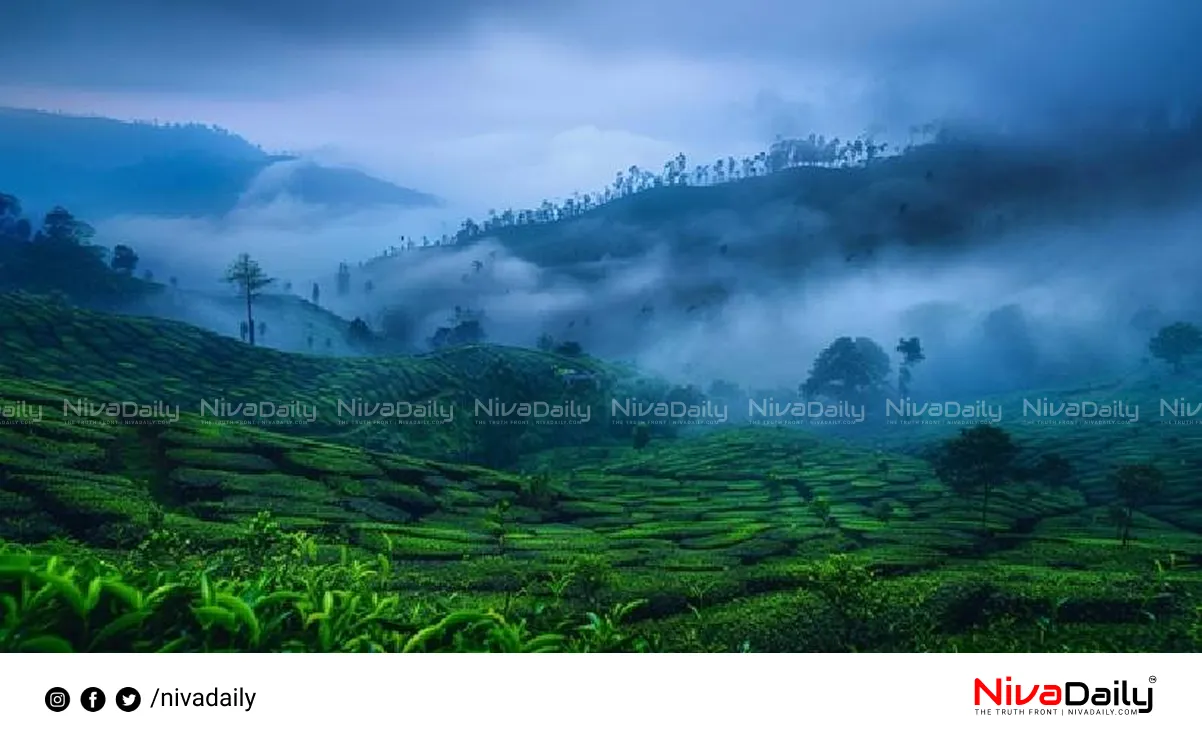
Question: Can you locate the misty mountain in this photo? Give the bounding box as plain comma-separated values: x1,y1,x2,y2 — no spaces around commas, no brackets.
449,119,1202,275
9,110,1202,403
281,117,1202,397
0,107,441,218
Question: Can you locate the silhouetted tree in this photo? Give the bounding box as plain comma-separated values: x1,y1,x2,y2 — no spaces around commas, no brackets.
428,307,487,349
224,253,274,346
802,337,890,405
336,262,351,296
311,282,320,305
1109,464,1165,547
38,206,94,244
933,424,1019,529
347,316,375,346
1149,322,1202,373
554,340,584,357
895,336,924,397
109,244,139,274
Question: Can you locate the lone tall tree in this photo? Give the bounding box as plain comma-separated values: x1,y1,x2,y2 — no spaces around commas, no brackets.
1109,463,1165,547
224,253,274,346
933,424,1019,530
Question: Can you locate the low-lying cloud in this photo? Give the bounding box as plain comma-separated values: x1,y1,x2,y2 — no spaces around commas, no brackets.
104,177,1202,401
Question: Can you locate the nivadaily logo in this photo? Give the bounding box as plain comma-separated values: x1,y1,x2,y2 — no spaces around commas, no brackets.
974,676,1154,716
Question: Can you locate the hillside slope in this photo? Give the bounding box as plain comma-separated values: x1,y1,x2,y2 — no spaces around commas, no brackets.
0,292,634,464
2,295,1200,651
0,107,440,217
412,126,1202,276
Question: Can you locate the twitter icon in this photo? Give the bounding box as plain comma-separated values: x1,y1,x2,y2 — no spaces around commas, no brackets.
115,687,141,712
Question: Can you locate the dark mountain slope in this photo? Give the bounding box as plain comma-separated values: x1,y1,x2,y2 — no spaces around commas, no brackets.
445,126,1202,274
0,107,440,218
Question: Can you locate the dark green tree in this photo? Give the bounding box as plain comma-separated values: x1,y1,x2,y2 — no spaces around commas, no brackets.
871,499,896,524
802,336,890,404
1109,464,1165,547
933,424,1019,530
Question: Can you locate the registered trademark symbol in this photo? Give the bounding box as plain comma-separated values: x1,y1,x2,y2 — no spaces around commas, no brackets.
1149,676,1157,684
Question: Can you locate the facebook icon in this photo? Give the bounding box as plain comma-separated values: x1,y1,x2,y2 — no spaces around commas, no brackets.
81,687,106,712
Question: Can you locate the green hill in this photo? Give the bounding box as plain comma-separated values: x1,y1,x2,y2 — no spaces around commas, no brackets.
0,292,630,465
1,294,1199,652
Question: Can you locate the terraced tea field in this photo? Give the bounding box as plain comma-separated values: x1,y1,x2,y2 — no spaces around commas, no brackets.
3,373,1201,649
0,292,630,462
825,371,1202,533
2,294,1201,651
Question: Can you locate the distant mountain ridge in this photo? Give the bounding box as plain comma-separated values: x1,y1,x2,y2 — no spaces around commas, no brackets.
0,106,440,218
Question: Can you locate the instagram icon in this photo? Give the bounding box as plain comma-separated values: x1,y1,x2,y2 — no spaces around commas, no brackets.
44,687,70,712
